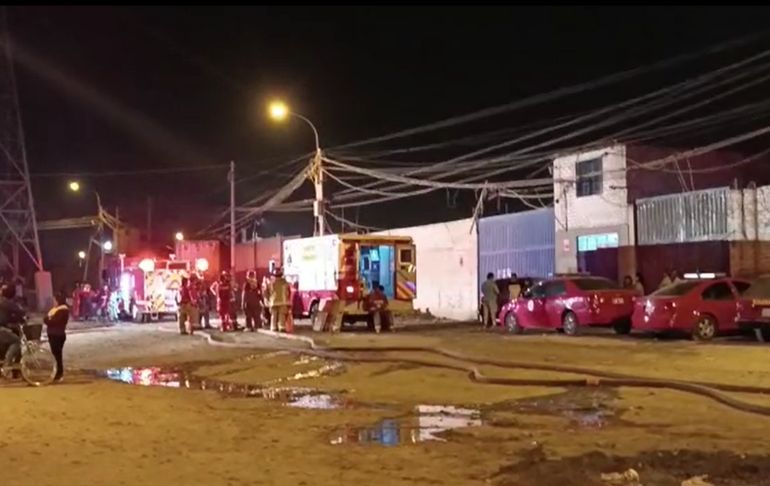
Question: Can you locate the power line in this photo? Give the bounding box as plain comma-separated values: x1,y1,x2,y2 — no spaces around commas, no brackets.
30,163,229,178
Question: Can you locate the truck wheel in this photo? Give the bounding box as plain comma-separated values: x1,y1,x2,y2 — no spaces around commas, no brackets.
562,311,580,336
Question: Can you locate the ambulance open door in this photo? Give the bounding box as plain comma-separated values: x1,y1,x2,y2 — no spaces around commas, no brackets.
395,243,416,301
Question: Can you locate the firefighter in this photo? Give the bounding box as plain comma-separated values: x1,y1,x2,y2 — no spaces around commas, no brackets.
211,272,234,332
261,274,272,329
365,282,389,333
242,271,262,332
177,277,199,335
268,267,290,332
197,275,213,329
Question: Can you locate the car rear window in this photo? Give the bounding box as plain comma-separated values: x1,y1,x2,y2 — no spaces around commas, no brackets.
651,281,701,297
743,277,770,299
571,278,619,291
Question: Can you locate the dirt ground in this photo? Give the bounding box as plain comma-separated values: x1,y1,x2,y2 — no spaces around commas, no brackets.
3,324,770,485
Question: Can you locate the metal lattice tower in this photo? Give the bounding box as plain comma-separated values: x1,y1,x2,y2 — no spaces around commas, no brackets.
0,8,42,277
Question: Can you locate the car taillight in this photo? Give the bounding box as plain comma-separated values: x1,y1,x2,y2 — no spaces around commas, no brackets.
663,301,676,312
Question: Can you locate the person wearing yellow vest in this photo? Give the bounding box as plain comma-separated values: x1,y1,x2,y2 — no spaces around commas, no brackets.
268,267,290,332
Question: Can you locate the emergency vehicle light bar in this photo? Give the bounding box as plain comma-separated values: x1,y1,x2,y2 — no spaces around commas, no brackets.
683,272,724,280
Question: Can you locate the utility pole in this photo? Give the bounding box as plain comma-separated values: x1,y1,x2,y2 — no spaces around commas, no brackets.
313,148,325,236
229,161,235,274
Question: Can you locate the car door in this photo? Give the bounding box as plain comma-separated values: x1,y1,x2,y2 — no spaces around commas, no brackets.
700,281,739,330
543,280,568,328
517,282,548,329
726,280,752,331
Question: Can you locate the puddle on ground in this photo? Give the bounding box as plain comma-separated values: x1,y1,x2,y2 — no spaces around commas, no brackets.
491,387,619,429
331,405,483,446
103,367,345,410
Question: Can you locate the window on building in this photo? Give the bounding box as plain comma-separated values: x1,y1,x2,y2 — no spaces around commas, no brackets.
701,282,734,301
577,233,619,252
575,157,603,197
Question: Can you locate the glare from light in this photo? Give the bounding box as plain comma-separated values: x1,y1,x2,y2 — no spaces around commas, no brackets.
175,231,184,242
195,258,209,272
269,100,289,121
102,240,113,252
139,258,155,273
68,181,80,192
77,250,86,259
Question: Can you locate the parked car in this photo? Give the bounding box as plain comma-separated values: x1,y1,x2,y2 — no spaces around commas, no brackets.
497,276,638,336
737,275,770,342
632,276,751,340
477,276,537,323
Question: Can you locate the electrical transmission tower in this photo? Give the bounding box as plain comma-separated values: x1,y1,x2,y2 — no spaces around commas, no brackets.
0,8,43,278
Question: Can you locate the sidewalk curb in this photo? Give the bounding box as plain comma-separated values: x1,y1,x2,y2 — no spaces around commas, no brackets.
256,329,315,346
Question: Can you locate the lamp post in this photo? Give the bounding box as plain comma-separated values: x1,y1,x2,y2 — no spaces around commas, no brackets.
269,100,325,236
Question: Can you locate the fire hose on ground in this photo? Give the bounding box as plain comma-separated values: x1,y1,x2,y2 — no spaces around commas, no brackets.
200,331,770,418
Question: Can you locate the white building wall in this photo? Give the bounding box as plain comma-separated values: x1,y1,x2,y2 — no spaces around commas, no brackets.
553,144,633,272
376,218,478,321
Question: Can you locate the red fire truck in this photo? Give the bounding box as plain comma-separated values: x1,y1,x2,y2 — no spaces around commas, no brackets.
282,234,417,323
115,256,208,323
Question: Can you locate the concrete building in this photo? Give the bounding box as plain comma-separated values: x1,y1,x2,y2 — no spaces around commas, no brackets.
377,218,478,321
552,143,770,283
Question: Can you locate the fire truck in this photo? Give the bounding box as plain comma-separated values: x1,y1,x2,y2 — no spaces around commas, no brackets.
115,256,207,323
283,234,417,323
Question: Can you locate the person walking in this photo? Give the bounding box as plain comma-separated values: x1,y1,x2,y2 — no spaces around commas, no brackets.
242,271,263,332
44,293,70,383
177,277,199,335
268,267,290,332
0,284,24,378
481,273,499,329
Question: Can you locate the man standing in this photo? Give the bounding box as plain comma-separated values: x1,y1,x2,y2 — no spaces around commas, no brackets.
197,277,213,329
242,271,262,332
481,273,499,329
211,272,233,331
177,277,199,335
268,268,290,332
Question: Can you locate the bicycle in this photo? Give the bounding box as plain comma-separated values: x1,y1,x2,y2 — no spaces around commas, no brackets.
0,319,57,386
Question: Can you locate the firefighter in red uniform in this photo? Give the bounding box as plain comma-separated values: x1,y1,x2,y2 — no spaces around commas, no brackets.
364,282,391,333
211,272,233,331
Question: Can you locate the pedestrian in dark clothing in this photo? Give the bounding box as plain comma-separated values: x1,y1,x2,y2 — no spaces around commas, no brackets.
44,293,70,382
242,271,263,331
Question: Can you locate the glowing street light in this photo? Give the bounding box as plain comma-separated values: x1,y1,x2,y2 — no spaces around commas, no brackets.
268,100,289,121
68,181,81,192
102,240,113,252
175,231,184,242
77,250,86,260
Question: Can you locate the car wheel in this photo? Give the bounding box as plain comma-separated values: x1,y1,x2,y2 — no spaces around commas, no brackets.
562,311,580,336
753,327,770,343
505,313,522,334
613,318,632,335
692,315,717,341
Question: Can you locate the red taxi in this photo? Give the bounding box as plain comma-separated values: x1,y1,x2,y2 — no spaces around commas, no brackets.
498,276,638,336
632,274,751,341
737,275,770,342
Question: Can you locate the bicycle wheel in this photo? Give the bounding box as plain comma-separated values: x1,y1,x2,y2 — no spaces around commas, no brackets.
20,343,57,386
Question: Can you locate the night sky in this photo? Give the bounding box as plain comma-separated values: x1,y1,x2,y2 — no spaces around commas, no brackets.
8,6,770,240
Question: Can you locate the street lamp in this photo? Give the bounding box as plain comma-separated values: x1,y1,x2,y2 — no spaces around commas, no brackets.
267,99,325,235
175,231,184,242
77,250,86,260
102,240,113,252
68,181,80,192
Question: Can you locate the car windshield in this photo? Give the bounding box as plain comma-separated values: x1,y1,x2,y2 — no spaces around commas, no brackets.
651,281,701,297
743,277,770,299
571,278,619,291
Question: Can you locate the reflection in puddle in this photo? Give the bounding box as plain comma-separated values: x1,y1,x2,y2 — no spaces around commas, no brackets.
331,405,482,446
103,367,344,410
506,388,617,429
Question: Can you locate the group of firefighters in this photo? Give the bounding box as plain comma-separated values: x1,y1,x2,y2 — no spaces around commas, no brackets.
176,267,292,335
